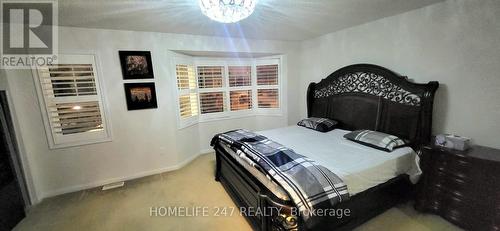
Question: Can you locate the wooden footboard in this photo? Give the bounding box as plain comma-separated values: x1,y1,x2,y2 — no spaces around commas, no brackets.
215,147,299,230
214,145,415,231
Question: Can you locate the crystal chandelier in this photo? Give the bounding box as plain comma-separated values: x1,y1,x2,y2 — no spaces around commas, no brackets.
199,0,257,23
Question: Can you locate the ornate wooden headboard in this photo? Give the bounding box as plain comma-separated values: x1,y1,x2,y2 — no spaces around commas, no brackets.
307,64,439,147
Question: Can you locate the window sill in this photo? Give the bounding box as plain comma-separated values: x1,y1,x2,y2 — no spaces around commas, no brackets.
177,110,283,130
49,137,113,149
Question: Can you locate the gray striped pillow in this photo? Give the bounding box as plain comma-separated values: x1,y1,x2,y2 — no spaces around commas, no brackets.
344,130,407,152
297,117,338,132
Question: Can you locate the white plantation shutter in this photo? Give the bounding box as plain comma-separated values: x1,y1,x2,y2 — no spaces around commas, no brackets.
174,57,281,127
257,64,278,85
176,64,198,119
34,54,110,148
197,66,224,88
51,101,103,135
257,89,279,108
197,65,226,115
228,66,251,87
199,92,226,114
43,64,97,97
176,64,197,90
178,93,198,118
228,65,252,111
256,63,280,109
230,90,252,111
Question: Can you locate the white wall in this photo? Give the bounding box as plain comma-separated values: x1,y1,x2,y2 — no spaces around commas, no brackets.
298,0,500,149
3,26,299,202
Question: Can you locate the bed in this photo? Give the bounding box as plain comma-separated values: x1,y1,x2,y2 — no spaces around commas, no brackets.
212,64,439,230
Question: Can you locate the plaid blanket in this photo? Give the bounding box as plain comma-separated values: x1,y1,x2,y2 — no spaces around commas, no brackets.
211,129,350,223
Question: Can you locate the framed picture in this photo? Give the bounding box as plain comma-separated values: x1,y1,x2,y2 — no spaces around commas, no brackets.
124,82,158,110
119,51,154,79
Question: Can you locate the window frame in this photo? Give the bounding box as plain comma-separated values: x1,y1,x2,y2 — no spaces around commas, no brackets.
195,58,257,121
195,60,228,120
226,60,254,114
172,55,199,129
173,55,284,129
32,52,113,149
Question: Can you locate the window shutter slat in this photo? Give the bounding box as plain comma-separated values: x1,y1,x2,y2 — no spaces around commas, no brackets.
39,63,98,97
257,64,278,86
176,64,198,119
45,81,95,85
258,89,279,108
228,66,251,87
176,64,196,90
43,76,95,81
230,90,252,111
54,126,104,135
197,66,224,88
50,101,104,135
178,93,198,118
199,92,225,114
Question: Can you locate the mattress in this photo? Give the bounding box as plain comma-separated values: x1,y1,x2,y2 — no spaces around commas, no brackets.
220,126,421,201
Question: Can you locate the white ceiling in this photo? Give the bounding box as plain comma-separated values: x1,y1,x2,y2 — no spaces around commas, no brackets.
58,0,444,41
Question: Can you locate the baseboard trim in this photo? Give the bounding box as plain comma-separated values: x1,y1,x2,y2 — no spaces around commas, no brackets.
199,148,214,155
38,150,214,202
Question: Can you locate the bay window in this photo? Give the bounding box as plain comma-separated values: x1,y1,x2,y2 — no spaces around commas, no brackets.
174,57,282,128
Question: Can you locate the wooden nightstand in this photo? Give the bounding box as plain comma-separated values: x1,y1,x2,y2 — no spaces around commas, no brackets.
415,145,500,231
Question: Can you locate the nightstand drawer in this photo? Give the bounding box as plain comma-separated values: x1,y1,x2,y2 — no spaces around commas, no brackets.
439,194,476,226
426,171,469,197
428,160,470,182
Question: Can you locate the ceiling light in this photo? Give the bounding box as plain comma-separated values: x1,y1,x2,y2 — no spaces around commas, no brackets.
199,0,257,23
72,105,82,110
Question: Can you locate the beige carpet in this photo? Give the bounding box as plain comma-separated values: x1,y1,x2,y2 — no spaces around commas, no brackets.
15,153,462,231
